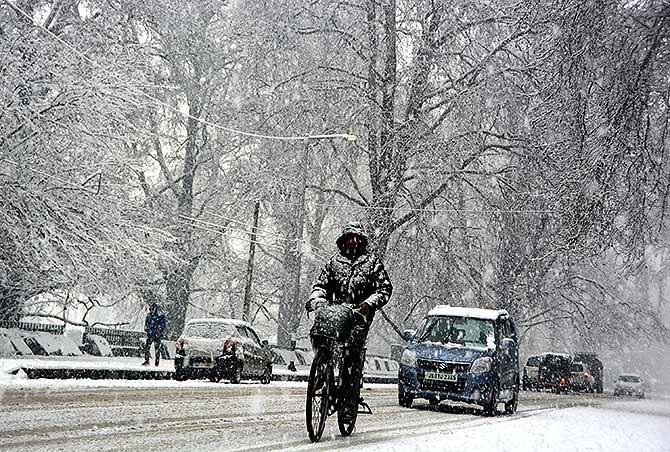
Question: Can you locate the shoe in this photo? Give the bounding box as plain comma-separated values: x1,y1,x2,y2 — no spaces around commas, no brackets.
154,362,160,367
339,405,355,424
141,361,150,366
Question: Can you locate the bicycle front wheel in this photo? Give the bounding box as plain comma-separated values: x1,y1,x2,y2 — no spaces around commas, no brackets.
306,349,332,443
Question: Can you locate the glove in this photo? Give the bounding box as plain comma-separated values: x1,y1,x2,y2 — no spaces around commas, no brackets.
306,297,327,312
358,302,371,317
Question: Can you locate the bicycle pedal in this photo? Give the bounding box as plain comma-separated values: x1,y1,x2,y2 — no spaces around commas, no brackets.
357,401,373,415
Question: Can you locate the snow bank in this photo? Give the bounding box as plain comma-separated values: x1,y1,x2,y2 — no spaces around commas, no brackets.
360,403,670,452
0,355,173,377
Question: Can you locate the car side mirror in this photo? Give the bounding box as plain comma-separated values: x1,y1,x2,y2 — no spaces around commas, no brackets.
501,338,515,350
402,329,416,341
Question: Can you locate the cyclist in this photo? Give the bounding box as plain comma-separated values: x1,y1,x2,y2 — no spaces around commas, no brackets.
305,222,393,421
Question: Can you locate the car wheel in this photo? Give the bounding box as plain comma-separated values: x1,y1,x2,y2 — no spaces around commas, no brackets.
504,387,518,415
230,363,243,384
209,371,221,383
174,368,188,381
483,386,498,416
398,391,413,408
428,397,440,406
260,365,272,385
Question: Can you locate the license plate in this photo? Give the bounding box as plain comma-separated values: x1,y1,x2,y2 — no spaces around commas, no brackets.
192,362,213,369
425,372,458,382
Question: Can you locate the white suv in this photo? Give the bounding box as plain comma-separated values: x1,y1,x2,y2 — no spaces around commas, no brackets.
614,374,644,398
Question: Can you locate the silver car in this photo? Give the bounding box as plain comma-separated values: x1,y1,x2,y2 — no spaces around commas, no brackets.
174,318,273,384
614,374,644,398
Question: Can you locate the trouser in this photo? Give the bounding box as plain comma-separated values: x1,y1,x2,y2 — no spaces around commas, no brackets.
145,335,162,364
340,317,370,410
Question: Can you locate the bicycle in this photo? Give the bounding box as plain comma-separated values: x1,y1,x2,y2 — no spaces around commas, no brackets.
305,303,372,443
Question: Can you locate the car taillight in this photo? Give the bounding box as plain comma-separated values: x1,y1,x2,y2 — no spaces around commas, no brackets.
224,338,234,352
176,337,185,350
560,377,566,384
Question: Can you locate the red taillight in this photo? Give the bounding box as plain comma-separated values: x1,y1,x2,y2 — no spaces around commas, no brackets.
176,337,185,350
224,338,234,352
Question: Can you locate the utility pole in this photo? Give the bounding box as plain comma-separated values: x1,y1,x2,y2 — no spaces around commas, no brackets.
242,201,260,322
277,134,357,347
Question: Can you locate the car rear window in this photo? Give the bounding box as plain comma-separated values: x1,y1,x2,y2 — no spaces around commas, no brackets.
619,375,640,383
571,363,585,372
184,322,238,339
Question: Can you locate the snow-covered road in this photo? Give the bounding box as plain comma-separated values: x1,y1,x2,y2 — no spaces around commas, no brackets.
1,380,668,452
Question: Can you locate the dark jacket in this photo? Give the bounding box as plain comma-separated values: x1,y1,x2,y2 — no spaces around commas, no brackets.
145,304,167,338
308,223,393,315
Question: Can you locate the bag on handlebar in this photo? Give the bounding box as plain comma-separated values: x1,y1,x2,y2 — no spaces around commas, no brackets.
310,304,355,342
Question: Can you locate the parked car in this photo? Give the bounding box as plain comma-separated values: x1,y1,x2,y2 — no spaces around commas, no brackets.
174,318,272,384
573,352,603,393
522,354,542,390
614,374,645,398
398,305,520,416
569,362,595,392
536,353,572,393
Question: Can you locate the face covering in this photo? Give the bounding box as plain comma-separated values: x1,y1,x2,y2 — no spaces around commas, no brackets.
342,235,363,258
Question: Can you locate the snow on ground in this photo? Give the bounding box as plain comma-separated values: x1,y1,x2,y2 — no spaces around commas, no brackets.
359,399,670,452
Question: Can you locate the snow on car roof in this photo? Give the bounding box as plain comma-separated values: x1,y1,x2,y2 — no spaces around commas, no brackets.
187,318,252,328
538,352,572,358
427,305,509,321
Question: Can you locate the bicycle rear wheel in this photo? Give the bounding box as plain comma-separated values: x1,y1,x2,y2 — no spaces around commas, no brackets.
306,349,332,443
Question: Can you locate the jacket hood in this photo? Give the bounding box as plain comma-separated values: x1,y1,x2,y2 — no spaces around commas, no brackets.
336,222,369,252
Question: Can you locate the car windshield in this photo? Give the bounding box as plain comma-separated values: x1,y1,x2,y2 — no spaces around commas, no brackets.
527,356,541,367
571,363,585,372
415,316,495,348
619,375,641,383
183,322,238,339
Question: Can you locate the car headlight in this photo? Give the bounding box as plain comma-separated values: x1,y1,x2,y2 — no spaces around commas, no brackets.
400,349,417,367
470,357,493,373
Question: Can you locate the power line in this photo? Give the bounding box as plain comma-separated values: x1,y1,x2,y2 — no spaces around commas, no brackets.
5,1,357,143
203,208,332,256
178,217,327,262
260,198,558,215
2,157,330,260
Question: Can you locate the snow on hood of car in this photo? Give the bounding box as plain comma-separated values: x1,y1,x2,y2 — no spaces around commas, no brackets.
427,305,508,321
411,342,489,363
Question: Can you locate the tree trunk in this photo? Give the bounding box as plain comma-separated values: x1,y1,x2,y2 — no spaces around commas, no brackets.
163,105,200,337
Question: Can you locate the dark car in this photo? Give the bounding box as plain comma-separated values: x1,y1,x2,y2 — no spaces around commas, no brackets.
569,362,595,392
174,318,272,384
536,353,572,393
398,305,520,416
573,352,603,393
